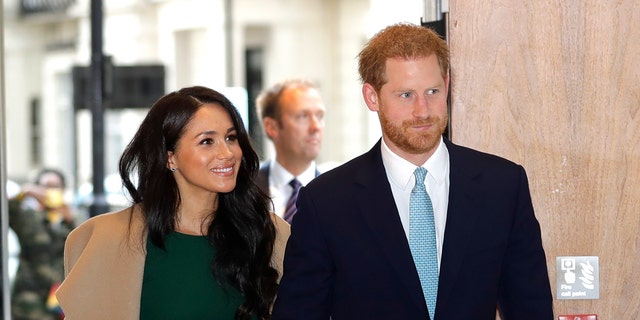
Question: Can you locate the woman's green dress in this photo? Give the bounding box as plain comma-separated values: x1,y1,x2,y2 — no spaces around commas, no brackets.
140,232,246,319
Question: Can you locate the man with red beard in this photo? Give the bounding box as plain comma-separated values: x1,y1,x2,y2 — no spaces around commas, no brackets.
272,23,553,319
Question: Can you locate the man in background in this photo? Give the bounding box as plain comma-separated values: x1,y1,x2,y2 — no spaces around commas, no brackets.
255,79,326,223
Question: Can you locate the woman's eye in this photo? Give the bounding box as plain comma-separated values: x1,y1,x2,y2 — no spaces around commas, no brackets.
201,138,214,145
226,134,238,142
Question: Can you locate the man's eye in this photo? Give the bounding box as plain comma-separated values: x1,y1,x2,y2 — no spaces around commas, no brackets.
401,92,412,98
427,89,439,95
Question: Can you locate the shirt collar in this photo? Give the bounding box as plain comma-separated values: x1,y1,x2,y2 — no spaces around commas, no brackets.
381,137,449,190
270,160,317,187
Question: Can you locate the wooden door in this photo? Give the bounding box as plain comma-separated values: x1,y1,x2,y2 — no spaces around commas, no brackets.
448,1,640,317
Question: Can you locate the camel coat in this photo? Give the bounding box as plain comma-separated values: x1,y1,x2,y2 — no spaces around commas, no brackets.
56,206,290,320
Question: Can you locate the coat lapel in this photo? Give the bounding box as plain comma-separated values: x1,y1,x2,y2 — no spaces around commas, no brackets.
57,207,147,320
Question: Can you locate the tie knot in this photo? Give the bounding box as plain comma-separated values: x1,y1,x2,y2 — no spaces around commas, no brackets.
413,167,427,185
289,178,302,189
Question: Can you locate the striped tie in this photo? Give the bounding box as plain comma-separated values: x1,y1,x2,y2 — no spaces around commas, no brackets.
284,178,302,223
409,167,439,319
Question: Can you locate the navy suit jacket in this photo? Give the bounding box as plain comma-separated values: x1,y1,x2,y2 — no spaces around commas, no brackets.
272,139,553,319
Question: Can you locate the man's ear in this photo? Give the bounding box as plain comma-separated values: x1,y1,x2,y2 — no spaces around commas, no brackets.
362,83,380,112
263,117,279,140
445,72,450,93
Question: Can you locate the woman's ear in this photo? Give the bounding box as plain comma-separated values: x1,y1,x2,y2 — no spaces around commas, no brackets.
362,83,380,112
167,151,176,171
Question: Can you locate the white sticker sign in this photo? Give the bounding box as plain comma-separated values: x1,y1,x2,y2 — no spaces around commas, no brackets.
556,256,599,300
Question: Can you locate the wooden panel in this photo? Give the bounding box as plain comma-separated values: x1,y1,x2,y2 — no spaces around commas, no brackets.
449,1,640,318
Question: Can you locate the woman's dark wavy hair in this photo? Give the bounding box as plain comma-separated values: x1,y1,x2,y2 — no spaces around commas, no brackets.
118,86,278,319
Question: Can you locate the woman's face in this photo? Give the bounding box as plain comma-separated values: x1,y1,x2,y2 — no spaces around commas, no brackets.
167,103,243,199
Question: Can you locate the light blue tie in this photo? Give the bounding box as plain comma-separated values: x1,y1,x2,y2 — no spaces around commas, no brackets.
409,167,438,319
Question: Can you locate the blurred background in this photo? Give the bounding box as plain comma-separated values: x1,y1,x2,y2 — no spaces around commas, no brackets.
6,0,640,318
3,0,447,218
3,0,453,318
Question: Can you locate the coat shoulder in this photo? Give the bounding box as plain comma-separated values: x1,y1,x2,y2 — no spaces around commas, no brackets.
269,212,290,280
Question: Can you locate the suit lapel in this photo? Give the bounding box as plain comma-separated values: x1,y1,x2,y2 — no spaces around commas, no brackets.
355,142,427,311
436,140,485,308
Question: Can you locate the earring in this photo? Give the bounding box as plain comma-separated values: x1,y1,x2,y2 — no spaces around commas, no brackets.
170,167,176,172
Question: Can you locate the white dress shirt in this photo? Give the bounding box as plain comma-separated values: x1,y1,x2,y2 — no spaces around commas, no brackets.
380,137,450,267
267,160,318,218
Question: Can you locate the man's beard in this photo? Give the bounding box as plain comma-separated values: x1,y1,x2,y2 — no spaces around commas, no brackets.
379,112,448,155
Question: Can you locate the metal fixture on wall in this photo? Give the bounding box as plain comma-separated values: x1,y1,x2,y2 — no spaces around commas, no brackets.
0,1,11,317
422,0,450,139
89,0,110,217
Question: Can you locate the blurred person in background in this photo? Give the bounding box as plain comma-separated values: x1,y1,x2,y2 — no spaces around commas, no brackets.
56,86,290,319
255,79,326,223
9,168,75,320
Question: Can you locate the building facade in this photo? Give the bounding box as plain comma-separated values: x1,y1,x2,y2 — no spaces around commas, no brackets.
4,0,435,201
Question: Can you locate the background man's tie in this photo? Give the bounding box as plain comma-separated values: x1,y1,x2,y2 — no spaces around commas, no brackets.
284,178,302,223
409,167,439,319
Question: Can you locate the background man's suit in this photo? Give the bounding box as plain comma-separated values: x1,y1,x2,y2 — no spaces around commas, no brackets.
256,162,321,195
256,162,272,196
272,138,553,319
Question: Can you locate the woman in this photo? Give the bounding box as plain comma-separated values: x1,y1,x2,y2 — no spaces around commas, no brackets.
56,86,290,319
